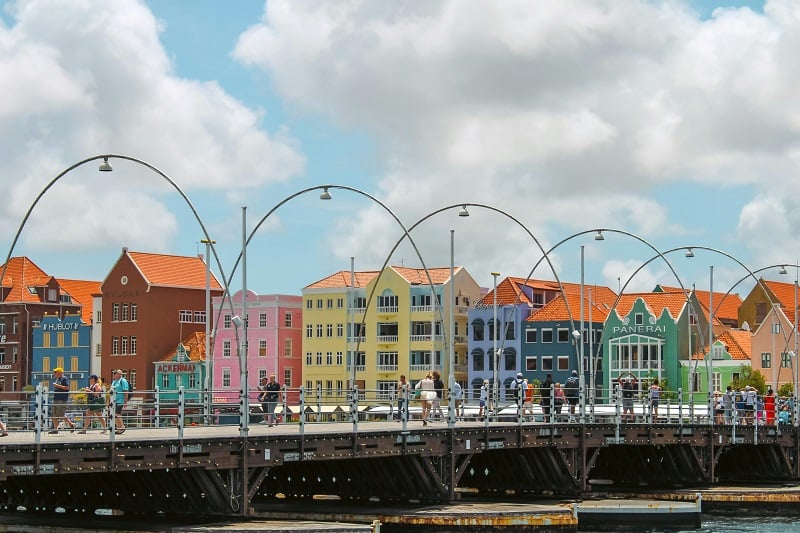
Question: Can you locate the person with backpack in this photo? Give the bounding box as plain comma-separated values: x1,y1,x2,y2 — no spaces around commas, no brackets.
510,372,527,417
565,370,580,422
649,379,661,421
540,374,553,422
111,369,130,435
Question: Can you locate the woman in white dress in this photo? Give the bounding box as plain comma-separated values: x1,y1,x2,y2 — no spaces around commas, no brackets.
415,373,436,426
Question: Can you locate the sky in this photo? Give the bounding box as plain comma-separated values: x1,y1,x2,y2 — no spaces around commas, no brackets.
1,0,797,303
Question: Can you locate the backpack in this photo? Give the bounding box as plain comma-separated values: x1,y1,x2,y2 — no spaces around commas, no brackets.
565,376,579,397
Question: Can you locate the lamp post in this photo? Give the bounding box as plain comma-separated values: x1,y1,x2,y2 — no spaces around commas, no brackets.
448,229,456,428
579,245,585,420
201,238,215,423
491,271,500,418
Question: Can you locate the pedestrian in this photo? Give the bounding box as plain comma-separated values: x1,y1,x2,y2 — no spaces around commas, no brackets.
565,370,580,422
110,369,129,434
723,385,734,424
649,379,660,421
619,374,637,423
478,379,489,420
49,367,76,434
259,374,281,426
451,380,464,419
415,373,436,426
554,382,565,420
510,372,527,417
82,375,106,433
522,378,534,420
765,387,776,426
744,386,756,425
540,373,553,422
714,391,725,425
257,377,270,425
431,371,445,421
395,375,409,421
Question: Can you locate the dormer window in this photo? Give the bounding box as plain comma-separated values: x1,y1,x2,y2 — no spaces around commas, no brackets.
47,289,57,302
27,287,37,295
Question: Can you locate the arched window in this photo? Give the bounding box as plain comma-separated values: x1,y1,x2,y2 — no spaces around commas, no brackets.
471,319,485,341
487,319,500,341
503,347,517,371
471,348,485,372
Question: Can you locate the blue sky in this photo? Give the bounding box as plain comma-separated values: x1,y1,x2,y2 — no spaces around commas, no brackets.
2,0,798,302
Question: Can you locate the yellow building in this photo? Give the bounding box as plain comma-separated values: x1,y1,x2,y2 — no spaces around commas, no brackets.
302,265,480,402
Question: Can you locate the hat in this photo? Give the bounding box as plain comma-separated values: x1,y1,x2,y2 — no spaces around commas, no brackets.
572,370,578,376
89,374,98,380
114,369,123,374
53,367,63,373
516,372,523,378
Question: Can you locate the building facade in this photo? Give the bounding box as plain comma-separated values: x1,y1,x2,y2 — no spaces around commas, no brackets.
31,312,92,392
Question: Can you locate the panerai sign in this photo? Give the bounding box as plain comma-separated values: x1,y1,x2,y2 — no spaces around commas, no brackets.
612,324,666,334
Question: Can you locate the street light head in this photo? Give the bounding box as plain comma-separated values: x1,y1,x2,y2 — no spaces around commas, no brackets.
780,265,788,275
685,248,695,258
594,230,604,241
458,205,470,217
319,187,332,200
571,329,582,340
98,157,113,172
231,315,243,328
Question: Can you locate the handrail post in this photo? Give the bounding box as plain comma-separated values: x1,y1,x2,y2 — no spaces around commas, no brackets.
613,383,620,441
177,386,185,440
351,385,359,433
401,384,409,430
578,383,585,425
34,383,43,445
154,386,161,428
299,386,306,436
109,387,116,443
678,388,683,430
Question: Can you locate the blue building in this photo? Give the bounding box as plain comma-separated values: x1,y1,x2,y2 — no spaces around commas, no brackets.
31,312,92,391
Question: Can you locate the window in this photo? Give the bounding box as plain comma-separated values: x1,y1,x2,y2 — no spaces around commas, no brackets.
337,298,344,308
526,357,538,371
284,312,292,327
222,369,231,387
179,310,193,322
689,312,697,326
259,340,267,357
316,352,323,365
223,340,231,358
130,304,137,321
316,324,323,337
762,352,771,368
71,356,79,371
504,322,515,340
188,372,197,388
259,313,267,328
326,324,333,337
353,297,366,309
471,319,484,341
112,337,119,355
542,329,553,343
47,288,57,302
336,352,343,365
122,304,129,321
472,349,484,371
487,319,498,341
306,352,312,365
71,332,78,346
541,357,553,371
635,313,643,325
121,337,128,355
316,299,323,309
224,314,232,328
284,369,292,388
306,325,313,337
112,303,120,322
96,344,101,356
773,323,781,335
337,324,343,337
377,380,396,400
377,295,398,310
326,352,333,365
130,336,137,354
327,298,333,309
557,328,569,343
284,339,292,357
378,351,398,370
712,344,725,360
712,372,721,394
43,333,51,348
558,356,570,371
57,332,64,347
306,299,313,309
12,347,17,364
782,352,792,368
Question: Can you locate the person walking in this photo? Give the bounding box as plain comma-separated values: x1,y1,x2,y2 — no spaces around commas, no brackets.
649,379,661,422
619,374,637,423
110,369,130,434
540,374,553,423
565,370,580,422
451,380,464,419
395,375,409,421
260,374,281,427
554,382,566,421
478,379,489,420
82,375,106,433
765,387,776,426
431,371,445,421
522,378,534,420
415,373,436,426
723,385,734,424
49,367,76,434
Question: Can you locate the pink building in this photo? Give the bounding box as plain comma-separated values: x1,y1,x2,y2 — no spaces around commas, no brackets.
211,290,302,403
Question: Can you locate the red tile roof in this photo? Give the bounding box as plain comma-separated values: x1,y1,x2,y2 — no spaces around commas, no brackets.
305,270,380,289
391,266,457,285
658,286,742,323
0,256,51,303
527,290,617,323
128,251,223,290
478,277,615,308
57,278,102,324
691,329,751,361
158,331,207,361
763,280,798,326
612,291,690,320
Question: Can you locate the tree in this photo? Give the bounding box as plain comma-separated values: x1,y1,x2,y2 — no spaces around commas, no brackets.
730,365,767,394
778,382,794,398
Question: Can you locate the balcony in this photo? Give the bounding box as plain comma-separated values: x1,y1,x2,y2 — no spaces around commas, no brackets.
377,364,398,372
410,334,442,343
350,307,366,315
410,305,433,313
377,306,399,314
410,364,438,372
454,335,466,344
377,335,399,344
456,306,469,314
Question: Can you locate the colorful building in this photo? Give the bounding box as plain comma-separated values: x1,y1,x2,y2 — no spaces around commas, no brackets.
31,312,92,392
153,333,206,403
100,248,223,391
682,329,752,397
302,265,480,401
210,290,302,403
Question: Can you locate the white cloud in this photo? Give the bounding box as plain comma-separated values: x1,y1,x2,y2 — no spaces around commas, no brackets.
0,0,304,254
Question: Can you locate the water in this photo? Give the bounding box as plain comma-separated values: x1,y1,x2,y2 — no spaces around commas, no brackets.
583,513,800,533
